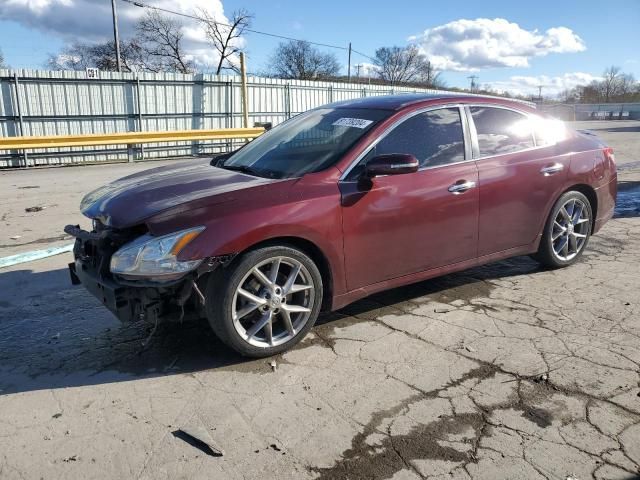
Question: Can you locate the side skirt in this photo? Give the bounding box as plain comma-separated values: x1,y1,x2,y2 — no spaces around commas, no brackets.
330,243,538,311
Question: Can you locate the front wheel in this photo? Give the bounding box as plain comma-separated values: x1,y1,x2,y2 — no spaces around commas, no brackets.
206,245,323,357
533,190,593,268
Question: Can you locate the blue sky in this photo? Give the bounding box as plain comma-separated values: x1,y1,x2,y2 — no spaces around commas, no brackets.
1,0,638,95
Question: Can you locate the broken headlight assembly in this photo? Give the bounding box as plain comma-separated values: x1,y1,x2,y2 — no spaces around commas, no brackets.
110,226,205,280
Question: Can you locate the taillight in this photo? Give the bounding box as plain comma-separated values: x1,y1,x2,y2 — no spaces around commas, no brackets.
603,147,615,166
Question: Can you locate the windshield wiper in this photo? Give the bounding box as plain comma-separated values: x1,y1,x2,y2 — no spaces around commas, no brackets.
219,164,264,177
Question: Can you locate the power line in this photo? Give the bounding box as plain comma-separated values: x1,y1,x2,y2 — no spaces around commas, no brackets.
119,0,375,61
351,48,376,63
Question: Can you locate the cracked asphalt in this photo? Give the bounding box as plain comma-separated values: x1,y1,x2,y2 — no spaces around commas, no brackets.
1,121,639,480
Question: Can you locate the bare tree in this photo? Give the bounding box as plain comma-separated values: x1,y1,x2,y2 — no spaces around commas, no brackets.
416,60,446,88
0,48,7,69
557,67,639,104
135,11,194,74
269,40,340,80
601,66,623,102
47,41,144,72
199,8,252,74
373,46,437,84
558,87,580,104
577,67,637,103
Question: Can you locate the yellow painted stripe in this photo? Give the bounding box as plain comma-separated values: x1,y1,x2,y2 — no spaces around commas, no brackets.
0,128,265,150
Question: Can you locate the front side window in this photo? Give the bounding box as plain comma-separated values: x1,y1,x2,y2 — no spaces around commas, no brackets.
222,107,390,179
470,106,534,157
347,107,465,179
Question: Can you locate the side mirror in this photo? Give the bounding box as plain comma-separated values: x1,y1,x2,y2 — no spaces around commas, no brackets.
364,154,419,178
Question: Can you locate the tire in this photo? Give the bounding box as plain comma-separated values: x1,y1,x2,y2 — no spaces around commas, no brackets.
206,245,323,357
533,190,593,269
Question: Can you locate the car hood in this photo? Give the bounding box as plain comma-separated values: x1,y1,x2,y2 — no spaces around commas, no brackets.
80,159,279,228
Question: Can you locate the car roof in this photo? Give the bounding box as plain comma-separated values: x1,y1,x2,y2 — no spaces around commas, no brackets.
329,93,536,112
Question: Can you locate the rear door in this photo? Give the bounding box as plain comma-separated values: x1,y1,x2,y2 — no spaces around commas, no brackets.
340,106,479,291
468,106,570,256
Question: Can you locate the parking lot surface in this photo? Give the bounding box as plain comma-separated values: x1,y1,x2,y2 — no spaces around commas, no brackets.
0,121,639,479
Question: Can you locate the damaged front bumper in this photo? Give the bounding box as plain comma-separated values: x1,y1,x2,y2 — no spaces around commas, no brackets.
64,224,224,324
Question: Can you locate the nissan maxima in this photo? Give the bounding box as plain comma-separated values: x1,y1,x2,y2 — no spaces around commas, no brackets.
65,94,617,357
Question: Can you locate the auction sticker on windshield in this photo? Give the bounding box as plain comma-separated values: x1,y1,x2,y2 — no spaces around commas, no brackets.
332,118,374,129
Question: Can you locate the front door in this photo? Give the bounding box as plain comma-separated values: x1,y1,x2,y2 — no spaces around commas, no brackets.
340,107,479,291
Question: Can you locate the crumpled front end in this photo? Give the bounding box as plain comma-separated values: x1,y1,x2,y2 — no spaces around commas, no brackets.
65,221,211,325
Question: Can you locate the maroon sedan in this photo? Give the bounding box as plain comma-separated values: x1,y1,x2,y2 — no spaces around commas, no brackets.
66,94,617,357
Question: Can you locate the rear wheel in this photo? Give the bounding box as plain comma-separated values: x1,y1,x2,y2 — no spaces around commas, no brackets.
206,245,323,357
533,191,593,268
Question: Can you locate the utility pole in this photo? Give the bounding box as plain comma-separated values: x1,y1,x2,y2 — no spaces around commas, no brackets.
240,52,249,129
467,75,478,93
355,64,362,78
347,42,352,82
111,0,122,72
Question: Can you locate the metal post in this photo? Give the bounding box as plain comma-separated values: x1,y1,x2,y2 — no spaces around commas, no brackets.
111,0,122,72
285,84,291,120
226,80,232,151
135,76,144,161
240,52,249,129
13,73,28,168
347,42,352,82
229,79,235,149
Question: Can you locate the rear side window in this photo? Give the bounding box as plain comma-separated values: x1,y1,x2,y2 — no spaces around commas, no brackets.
470,106,534,157
531,115,567,146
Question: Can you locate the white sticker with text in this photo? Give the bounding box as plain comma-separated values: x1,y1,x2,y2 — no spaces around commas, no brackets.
332,117,373,129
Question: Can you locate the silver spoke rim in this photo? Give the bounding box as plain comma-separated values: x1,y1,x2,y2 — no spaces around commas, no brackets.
231,255,316,348
551,198,590,261
246,311,272,339
281,308,295,336
238,288,267,305
269,258,281,284
251,267,272,288
282,304,311,313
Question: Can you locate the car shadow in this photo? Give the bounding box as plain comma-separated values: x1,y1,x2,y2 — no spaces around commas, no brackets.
0,255,542,396
615,180,640,218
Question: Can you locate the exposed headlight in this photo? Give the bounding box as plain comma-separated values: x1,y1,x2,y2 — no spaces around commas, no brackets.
110,226,205,280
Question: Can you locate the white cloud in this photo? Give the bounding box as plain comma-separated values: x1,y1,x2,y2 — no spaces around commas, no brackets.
0,0,238,69
409,18,586,72
487,72,601,97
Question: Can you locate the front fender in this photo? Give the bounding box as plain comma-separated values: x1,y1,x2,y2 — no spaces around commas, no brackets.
150,176,347,297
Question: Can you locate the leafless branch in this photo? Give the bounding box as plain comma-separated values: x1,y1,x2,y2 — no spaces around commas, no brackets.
135,11,194,74
198,8,253,74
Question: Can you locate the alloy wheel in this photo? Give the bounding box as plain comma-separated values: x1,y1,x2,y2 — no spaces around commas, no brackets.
231,256,315,348
551,198,590,261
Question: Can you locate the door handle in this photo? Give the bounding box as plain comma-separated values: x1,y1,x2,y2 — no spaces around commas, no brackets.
540,163,564,176
448,180,477,194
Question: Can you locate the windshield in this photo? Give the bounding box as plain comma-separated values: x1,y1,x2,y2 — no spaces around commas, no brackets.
221,107,390,179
